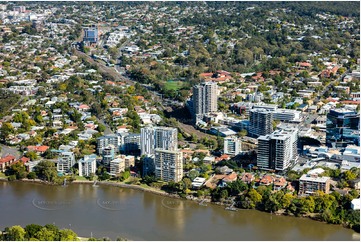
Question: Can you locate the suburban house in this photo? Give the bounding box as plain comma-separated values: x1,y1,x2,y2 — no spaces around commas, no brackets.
0,155,16,172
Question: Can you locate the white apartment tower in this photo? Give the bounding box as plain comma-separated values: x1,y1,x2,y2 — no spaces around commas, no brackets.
57,151,76,174
154,149,183,182
141,126,178,156
192,82,218,116
78,154,97,177
257,128,298,171
224,136,242,156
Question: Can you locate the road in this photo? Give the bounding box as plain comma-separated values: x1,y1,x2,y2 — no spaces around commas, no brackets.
0,144,21,159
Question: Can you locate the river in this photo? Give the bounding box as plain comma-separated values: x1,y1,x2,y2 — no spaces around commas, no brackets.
0,181,358,241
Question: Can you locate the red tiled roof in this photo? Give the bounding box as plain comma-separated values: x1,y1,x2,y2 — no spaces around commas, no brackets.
341,100,360,104
223,172,238,182
260,175,274,185
274,177,287,186
298,62,312,67
79,104,90,109
0,155,16,164
19,156,30,163
27,145,49,153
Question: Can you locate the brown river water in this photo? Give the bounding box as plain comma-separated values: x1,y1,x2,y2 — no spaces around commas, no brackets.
0,181,359,240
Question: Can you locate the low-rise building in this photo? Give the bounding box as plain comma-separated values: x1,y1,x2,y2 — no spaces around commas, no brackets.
0,155,16,172
109,158,125,176
298,174,330,195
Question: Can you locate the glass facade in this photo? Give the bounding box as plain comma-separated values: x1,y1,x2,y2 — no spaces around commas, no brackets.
326,109,360,148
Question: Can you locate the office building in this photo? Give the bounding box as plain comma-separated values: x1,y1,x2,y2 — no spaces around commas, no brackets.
83,26,98,44
326,109,360,148
97,134,119,155
78,154,97,177
249,108,273,137
257,128,298,171
155,149,183,182
192,82,218,117
298,174,330,195
140,126,178,155
57,151,75,174
224,136,242,156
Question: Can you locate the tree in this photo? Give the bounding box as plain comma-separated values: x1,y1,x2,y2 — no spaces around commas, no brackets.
7,162,27,180
238,129,247,138
35,228,56,241
247,189,262,208
220,189,229,200
25,151,38,161
182,177,192,191
58,229,79,241
27,172,37,180
24,224,43,240
97,123,106,133
0,122,14,142
34,161,58,182
7,225,26,241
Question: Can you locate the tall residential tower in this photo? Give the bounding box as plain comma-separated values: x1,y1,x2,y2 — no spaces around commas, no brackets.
192,82,218,117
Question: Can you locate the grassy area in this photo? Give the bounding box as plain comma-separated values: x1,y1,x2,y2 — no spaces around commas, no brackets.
0,172,7,178
164,81,183,91
74,176,88,181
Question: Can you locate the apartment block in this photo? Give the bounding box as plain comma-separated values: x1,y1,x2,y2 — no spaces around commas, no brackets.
97,134,119,155
109,158,125,176
57,151,75,174
140,126,178,155
249,108,273,137
78,154,97,177
299,174,331,195
192,82,218,116
155,149,183,182
224,136,242,156
257,128,298,171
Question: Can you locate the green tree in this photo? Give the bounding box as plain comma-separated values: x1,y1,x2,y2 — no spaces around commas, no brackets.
58,229,79,241
7,162,27,180
27,172,37,179
248,189,262,208
24,224,43,240
7,225,26,241
34,161,58,182
0,122,14,142
34,228,56,241
237,129,247,138
25,151,38,161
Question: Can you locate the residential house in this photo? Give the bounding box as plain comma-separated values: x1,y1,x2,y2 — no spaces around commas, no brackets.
259,174,274,186
273,176,287,190
0,155,16,172
27,145,50,154
240,173,255,184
